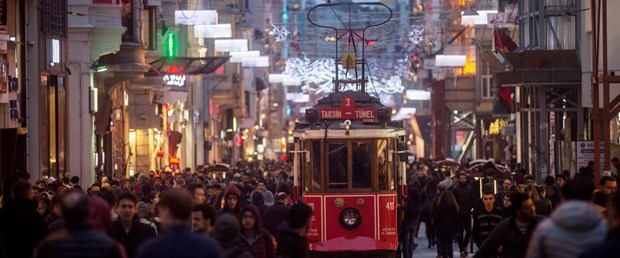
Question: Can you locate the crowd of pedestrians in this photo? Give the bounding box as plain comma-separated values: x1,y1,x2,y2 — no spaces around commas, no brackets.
403,159,620,258
0,160,313,258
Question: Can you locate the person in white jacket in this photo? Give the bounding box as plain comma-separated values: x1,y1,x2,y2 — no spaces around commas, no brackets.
526,178,606,258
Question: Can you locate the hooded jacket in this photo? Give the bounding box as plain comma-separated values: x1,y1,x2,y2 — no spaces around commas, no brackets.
216,185,241,217
251,191,268,217
213,214,253,258
525,200,607,258
236,205,275,258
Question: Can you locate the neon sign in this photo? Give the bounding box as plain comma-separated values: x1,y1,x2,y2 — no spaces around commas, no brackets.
162,65,187,87
163,74,187,87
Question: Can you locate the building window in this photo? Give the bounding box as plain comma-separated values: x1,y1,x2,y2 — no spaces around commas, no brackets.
481,74,494,99
145,7,158,50
40,0,68,37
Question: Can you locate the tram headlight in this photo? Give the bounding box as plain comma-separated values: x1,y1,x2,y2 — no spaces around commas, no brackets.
339,208,361,230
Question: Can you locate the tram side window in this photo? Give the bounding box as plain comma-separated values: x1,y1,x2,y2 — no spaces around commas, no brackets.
378,139,390,191
328,143,348,189
351,142,372,188
311,141,322,191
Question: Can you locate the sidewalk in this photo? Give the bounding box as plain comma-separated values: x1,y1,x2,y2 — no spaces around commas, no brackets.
407,223,478,258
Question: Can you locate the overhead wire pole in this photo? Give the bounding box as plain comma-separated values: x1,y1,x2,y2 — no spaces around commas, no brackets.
602,0,611,175
591,0,602,187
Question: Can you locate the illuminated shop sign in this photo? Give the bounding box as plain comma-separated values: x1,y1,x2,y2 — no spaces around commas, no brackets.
162,65,188,88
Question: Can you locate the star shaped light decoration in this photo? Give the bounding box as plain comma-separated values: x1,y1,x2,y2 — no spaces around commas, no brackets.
270,16,289,42
409,25,425,45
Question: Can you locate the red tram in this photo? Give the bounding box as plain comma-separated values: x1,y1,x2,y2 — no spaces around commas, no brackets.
287,3,408,256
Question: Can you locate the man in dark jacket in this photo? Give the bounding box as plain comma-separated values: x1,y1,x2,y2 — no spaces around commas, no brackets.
137,189,221,258
472,191,503,247
452,173,475,257
263,192,290,235
0,180,47,258
276,202,312,258
34,191,125,258
581,190,620,258
400,182,421,258
108,192,156,258
216,185,242,217
251,191,268,217
474,192,544,258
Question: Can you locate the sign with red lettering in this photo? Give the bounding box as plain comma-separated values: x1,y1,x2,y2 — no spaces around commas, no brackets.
318,96,377,120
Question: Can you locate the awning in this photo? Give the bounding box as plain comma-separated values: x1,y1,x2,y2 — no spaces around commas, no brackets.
146,56,230,76
486,50,581,87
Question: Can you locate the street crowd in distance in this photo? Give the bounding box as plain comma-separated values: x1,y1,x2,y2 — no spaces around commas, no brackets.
402,159,620,258
0,160,312,258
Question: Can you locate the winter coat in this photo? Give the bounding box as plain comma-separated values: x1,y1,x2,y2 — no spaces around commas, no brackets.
108,217,157,258
263,202,290,235
214,214,253,258
525,201,607,258
474,215,544,258
0,198,48,258
430,196,459,237
403,186,421,222
136,225,220,258
472,206,503,246
276,222,309,258
237,205,276,258
452,182,476,213
35,226,127,258
251,191,269,217
580,227,620,258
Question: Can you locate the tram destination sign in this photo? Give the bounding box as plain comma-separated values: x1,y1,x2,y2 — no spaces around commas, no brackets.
318,96,377,120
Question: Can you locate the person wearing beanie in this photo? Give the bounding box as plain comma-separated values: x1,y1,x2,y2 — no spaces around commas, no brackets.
250,191,268,217
213,214,252,258
216,185,241,217
264,191,275,207
136,202,157,235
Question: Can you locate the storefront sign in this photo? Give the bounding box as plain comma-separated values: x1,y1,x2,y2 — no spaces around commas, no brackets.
162,65,187,88
576,141,605,174
163,74,186,87
169,156,180,165
318,96,377,120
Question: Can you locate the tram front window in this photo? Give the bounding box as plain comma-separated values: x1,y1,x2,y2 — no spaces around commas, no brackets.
352,142,372,188
328,143,348,189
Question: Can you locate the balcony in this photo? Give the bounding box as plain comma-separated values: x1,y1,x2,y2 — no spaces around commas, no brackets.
69,0,125,60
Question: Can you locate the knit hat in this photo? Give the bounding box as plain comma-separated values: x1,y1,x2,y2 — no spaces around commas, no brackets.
264,191,275,206
214,213,240,243
136,201,150,219
251,191,265,206
224,184,241,198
